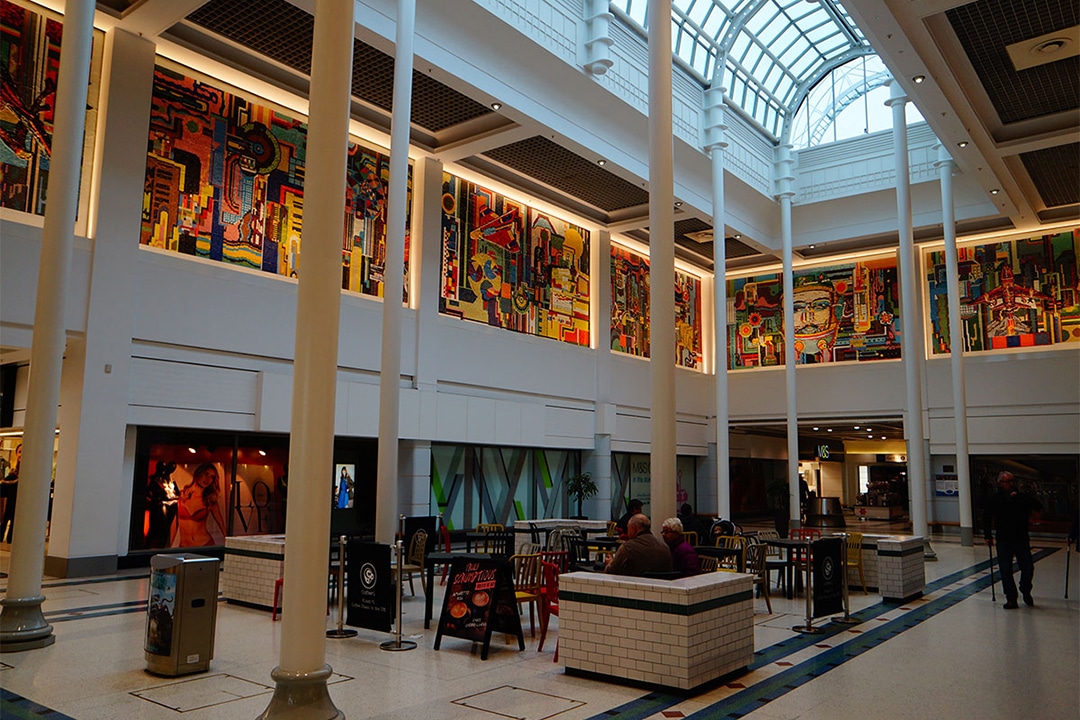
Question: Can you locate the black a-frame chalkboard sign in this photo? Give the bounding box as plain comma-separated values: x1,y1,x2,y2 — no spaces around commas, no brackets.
433,555,524,660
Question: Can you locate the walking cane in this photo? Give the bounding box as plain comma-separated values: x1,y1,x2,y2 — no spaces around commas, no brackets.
987,540,996,602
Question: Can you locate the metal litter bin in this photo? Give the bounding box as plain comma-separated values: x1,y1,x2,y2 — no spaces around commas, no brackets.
145,553,220,676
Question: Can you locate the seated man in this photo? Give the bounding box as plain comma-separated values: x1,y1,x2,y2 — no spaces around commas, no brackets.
678,502,710,541
615,498,644,539
661,517,700,577
605,514,673,577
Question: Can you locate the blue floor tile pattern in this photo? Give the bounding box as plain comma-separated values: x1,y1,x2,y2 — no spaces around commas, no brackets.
0,548,1058,720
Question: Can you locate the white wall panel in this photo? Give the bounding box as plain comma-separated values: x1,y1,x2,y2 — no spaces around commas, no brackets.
129,356,257,413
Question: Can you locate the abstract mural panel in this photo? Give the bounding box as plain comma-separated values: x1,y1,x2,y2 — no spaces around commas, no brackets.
727,257,901,369
439,172,590,345
610,244,703,370
0,2,98,215
142,65,410,298
926,229,1080,353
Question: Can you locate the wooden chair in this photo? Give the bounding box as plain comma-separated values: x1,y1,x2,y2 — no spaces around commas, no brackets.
482,530,515,558
538,560,561,660
510,553,543,637
755,530,785,588
698,555,719,573
714,535,747,572
393,529,427,596
846,531,867,593
561,534,591,568
476,522,504,534
745,542,772,614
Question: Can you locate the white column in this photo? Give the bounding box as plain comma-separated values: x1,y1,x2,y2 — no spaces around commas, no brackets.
0,0,94,651
593,229,614,519
887,80,929,543
776,145,800,529
261,0,352,716
647,0,676,525
376,0,416,544
704,87,730,519
935,145,973,545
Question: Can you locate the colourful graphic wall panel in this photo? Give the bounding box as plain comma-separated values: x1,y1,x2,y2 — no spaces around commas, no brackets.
439,173,590,346
727,257,901,369
926,229,1080,353
0,3,98,215
142,65,410,298
610,244,703,370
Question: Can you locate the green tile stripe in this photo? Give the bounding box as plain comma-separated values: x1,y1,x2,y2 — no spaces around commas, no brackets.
223,547,284,561
560,588,753,616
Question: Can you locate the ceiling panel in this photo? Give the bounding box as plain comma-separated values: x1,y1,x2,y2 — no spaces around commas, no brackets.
1020,142,1080,208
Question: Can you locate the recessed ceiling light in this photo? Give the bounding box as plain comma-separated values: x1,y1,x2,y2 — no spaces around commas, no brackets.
490,101,502,111
674,201,683,208
957,141,969,148
866,428,872,432
990,188,1000,194
808,244,816,249
880,436,886,440
913,75,926,83
734,233,742,239
827,428,833,432
259,450,267,456
188,447,197,454
854,425,860,430
597,159,606,166
812,426,819,431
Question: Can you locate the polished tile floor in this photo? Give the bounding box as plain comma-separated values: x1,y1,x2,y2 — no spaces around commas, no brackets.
1,534,1077,720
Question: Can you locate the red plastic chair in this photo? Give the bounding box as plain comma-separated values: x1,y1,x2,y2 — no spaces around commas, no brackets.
538,560,561,661
790,527,821,593
539,549,569,574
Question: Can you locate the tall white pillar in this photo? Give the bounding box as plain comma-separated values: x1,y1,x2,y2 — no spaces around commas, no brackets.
592,229,614,520
776,144,801,529
260,1,353,716
887,80,929,546
0,0,94,652
935,145,973,545
376,0,416,544
647,0,677,525
704,87,730,519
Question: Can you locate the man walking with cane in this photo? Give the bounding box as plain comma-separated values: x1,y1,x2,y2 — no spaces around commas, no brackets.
983,471,1042,609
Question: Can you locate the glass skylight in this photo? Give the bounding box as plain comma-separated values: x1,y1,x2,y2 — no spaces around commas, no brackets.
611,0,871,138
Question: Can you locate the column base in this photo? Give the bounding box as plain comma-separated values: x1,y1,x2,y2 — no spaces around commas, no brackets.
258,664,342,720
959,526,974,547
0,595,56,652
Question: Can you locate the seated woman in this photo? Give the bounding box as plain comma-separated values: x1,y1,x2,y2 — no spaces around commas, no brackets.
174,462,227,547
661,517,700,577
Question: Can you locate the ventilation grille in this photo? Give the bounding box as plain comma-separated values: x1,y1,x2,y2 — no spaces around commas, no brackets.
1020,143,1080,207
947,0,1079,124
483,136,650,212
186,0,491,132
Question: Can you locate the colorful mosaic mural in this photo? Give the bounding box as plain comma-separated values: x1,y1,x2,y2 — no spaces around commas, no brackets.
727,257,901,368
0,3,97,215
142,65,410,298
439,173,590,345
610,244,703,370
926,229,1080,353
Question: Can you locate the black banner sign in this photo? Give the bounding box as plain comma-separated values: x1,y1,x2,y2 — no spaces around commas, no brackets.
346,540,392,632
433,556,524,660
812,537,844,618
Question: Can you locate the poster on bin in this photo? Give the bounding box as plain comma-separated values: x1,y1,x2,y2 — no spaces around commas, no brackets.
434,556,524,660
346,540,392,632
145,569,177,655
812,537,844,618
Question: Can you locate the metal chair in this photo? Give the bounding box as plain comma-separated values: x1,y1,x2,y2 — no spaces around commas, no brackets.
684,530,699,548
745,542,773,614
539,549,569,574
846,531,867,593
510,553,543,637
392,529,427,596
698,554,719,573
481,530,515,558
714,535,747,572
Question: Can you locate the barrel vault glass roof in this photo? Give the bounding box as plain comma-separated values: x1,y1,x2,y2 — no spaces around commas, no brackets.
612,0,872,138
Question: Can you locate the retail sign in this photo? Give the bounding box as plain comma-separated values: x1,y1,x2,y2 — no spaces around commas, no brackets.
935,473,959,497
884,454,907,463
346,541,392,633
816,444,830,460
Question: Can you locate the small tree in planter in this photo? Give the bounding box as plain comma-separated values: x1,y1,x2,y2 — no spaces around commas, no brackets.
766,478,791,538
566,472,598,519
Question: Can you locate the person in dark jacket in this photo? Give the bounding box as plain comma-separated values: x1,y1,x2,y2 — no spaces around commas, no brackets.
983,471,1042,609
615,498,644,539
661,517,700,577
605,514,672,577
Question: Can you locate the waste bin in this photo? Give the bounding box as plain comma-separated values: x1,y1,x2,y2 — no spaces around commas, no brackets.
145,553,220,676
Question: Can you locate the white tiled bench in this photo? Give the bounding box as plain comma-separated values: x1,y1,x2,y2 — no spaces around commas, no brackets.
558,571,754,690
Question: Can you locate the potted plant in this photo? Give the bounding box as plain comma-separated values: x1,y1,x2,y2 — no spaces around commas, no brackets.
766,478,791,538
566,472,598,519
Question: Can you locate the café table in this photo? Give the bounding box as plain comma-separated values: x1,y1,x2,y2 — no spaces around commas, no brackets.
762,537,811,599
424,552,488,629
696,544,746,573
